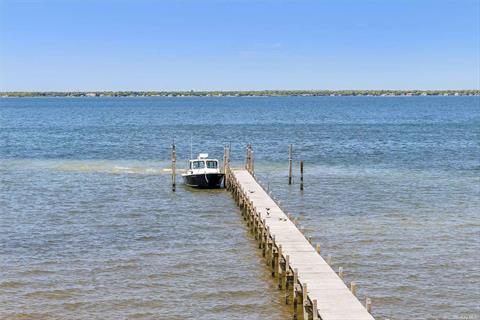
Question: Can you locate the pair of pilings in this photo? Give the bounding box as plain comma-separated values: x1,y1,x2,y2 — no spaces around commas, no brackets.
245,144,254,175
287,144,304,191
225,167,319,320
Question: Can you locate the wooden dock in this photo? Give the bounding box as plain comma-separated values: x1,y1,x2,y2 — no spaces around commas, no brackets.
224,148,375,319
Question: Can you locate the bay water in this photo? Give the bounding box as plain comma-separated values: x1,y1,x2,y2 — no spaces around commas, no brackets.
1,96,479,319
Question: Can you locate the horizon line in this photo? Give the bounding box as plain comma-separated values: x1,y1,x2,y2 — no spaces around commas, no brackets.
2,89,479,93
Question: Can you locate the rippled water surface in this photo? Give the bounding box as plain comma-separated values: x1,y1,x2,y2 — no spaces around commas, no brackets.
1,96,479,319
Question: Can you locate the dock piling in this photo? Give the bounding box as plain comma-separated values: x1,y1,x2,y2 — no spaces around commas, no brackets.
302,283,308,319
250,149,254,175
366,297,372,313
293,268,298,295
312,299,319,320
281,254,289,290
223,146,227,188
171,143,176,192
244,144,255,174
288,144,293,185
350,281,357,296
245,144,249,170
300,160,304,191
275,245,282,278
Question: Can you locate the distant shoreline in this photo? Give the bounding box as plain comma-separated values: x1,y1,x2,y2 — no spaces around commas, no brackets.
1,90,479,98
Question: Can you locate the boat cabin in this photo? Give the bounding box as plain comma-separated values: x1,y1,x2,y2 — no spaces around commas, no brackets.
187,153,220,174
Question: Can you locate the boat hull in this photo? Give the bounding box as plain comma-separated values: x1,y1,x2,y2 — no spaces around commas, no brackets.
182,173,224,189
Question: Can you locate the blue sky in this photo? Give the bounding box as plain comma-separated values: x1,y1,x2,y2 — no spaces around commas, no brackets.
0,0,479,91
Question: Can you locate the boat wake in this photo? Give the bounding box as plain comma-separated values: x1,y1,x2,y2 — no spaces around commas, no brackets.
0,159,179,175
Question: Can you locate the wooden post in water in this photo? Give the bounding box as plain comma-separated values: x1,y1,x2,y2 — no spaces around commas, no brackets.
171,143,176,192
250,149,254,175
366,297,372,313
270,235,276,272
248,144,252,173
293,268,298,302
247,144,250,172
223,145,227,178
223,145,229,188
227,146,231,187
281,254,289,290
312,299,318,320
338,266,344,279
300,160,304,191
302,283,308,319
276,245,282,278
288,144,293,185
225,146,229,189
350,281,357,296
245,144,249,170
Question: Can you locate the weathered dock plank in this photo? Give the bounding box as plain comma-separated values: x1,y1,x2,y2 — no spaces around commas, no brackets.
227,167,375,320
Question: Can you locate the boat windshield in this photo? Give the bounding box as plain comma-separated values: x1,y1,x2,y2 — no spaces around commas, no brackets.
206,160,218,169
191,161,205,169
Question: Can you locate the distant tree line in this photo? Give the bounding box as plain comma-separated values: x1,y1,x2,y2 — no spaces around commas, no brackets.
1,90,479,97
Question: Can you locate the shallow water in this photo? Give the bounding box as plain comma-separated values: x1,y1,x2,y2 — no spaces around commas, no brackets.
1,96,479,319
0,159,292,320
